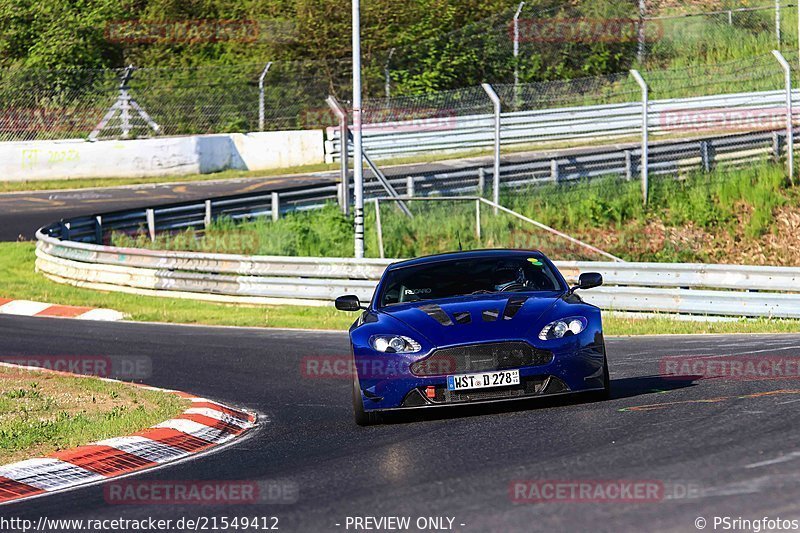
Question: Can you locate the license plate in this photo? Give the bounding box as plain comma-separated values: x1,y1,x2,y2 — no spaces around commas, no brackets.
447,369,520,391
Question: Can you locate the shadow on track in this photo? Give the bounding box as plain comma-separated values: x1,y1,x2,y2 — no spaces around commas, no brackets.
377,375,697,426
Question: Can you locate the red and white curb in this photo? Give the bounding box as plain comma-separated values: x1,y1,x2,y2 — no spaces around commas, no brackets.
0,372,256,505
0,298,123,321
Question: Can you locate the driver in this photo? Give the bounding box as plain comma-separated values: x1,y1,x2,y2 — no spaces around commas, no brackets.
492,263,527,292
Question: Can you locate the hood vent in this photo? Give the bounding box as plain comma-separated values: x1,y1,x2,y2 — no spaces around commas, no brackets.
419,304,454,326
454,311,472,325
502,296,528,320
482,309,500,322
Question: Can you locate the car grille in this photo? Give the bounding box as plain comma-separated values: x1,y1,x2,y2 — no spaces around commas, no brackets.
410,342,553,376
399,376,570,407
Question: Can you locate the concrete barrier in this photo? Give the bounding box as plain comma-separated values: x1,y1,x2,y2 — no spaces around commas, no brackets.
0,130,325,181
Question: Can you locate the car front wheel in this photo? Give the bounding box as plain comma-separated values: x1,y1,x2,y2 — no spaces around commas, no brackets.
352,376,381,426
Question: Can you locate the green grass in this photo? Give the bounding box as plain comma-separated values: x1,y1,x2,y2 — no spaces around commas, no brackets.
4,240,800,336
0,366,189,464
114,163,792,264
2,242,354,329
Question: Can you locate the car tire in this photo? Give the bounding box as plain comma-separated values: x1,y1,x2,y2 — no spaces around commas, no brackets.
587,357,611,402
353,376,381,426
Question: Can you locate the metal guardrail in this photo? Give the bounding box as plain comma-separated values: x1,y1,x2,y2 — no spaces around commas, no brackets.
34,232,800,318
45,128,793,246
325,89,800,161
33,121,800,319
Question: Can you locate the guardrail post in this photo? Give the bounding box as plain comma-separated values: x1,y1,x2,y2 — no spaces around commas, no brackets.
60,221,70,241
773,50,795,185
204,200,212,228
94,216,103,244
630,69,650,206
271,192,281,221
477,168,486,197
624,150,633,181
475,199,482,241
406,176,415,197
773,131,784,163
146,208,155,242
700,141,712,173
481,83,502,214
374,199,385,259
550,159,560,183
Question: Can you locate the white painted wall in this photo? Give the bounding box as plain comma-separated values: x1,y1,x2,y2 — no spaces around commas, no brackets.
0,130,325,181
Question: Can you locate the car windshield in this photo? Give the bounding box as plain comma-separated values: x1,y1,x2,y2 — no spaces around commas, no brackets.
379,256,565,307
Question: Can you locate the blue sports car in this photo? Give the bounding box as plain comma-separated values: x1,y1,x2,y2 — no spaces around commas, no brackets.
336,249,609,425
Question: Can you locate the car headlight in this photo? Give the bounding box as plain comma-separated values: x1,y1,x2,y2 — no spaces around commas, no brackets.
538,317,587,340
370,335,422,354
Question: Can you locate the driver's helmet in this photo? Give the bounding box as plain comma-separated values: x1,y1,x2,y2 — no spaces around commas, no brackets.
492,262,526,291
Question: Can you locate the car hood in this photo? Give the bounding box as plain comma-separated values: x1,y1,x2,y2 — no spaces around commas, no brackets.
378,293,561,346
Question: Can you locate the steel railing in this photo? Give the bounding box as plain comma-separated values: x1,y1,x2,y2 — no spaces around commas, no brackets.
325,89,800,161
34,231,800,318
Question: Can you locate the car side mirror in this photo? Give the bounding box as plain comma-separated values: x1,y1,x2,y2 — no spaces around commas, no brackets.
335,295,365,312
573,272,603,292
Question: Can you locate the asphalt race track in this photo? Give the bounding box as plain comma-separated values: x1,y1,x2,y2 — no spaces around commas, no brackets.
0,175,330,241
3,314,800,531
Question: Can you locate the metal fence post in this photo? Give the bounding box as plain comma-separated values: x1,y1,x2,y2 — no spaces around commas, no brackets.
385,48,395,99
374,199,385,259
258,62,273,132
271,192,281,221
326,96,350,216
353,0,365,258
776,0,782,46
550,159,560,183
773,50,795,184
631,69,649,205
513,2,526,109
481,83,502,214
637,0,647,63
478,168,486,196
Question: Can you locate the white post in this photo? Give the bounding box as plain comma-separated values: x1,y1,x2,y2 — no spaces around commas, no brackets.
204,200,212,228
146,208,155,242
774,50,795,184
513,2,525,108
326,96,350,216
630,69,649,205
482,83,501,214
374,199,384,259
258,62,272,131
352,0,365,258
776,0,782,46
475,199,481,240
271,192,280,221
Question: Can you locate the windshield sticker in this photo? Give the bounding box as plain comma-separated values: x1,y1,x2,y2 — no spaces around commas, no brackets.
527,258,544,267
405,288,432,296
